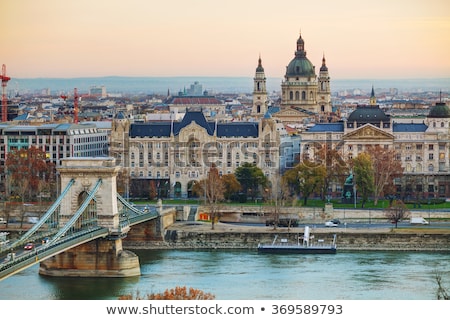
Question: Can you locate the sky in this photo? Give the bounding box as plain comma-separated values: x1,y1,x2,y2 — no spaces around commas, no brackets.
2,0,450,79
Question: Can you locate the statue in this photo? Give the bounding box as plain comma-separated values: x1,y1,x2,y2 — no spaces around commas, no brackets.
342,172,354,204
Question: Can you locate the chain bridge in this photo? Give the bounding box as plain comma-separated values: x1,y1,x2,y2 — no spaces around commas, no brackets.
0,157,176,281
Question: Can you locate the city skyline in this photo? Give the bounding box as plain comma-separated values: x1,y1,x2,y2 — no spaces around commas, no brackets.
2,0,449,79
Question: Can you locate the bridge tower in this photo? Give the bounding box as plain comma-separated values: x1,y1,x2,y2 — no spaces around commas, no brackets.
39,157,141,278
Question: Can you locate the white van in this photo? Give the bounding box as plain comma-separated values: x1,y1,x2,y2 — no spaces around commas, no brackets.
410,217,429,225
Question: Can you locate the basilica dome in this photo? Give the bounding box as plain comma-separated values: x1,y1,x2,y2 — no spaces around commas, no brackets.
285,34,315,77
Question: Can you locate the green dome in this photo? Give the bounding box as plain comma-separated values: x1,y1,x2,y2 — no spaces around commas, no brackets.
285,34,315,77
286,57,315,77
428,102,450,118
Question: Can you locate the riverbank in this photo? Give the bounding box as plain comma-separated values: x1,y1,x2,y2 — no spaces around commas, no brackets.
122,221,450,252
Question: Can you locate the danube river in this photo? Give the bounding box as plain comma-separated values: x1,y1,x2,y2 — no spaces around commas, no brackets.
0,250,448,300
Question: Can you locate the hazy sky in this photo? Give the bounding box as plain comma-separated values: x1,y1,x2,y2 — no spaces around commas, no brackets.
2,0,449,79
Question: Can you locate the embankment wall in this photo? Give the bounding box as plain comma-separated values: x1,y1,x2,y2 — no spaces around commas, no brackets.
124,229,450,252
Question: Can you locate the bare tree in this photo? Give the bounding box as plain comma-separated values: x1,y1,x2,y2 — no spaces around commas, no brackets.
435,270,450,300
193,166,225,230
367,145,403,205
384,199,409,228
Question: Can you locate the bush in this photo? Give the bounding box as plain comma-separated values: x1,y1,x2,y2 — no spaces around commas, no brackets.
118,286,215,300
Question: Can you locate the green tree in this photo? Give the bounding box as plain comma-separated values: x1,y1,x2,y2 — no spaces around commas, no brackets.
352,152,374,208
234,162,267,201
283,160,326,206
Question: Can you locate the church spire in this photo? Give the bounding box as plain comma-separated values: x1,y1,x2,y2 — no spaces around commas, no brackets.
370,85,377,106
320,53,328,72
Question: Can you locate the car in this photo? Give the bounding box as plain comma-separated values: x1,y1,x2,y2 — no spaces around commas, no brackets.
24,242,35,250
324,220,339,227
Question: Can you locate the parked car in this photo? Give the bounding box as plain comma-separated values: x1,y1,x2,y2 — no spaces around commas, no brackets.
24,242,35,250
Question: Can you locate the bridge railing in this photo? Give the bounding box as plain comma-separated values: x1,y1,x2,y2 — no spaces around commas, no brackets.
3,179,76,253
0,227,109,281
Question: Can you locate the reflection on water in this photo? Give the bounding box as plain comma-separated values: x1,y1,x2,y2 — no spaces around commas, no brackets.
0,250,448,300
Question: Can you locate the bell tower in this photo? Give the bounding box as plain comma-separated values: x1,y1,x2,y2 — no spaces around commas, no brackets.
318,54,331,114
252,55,268,117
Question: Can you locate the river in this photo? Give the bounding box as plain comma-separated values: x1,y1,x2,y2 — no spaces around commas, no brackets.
0,249,448,300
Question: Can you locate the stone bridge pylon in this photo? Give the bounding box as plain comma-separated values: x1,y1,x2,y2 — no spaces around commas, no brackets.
39,157,141,278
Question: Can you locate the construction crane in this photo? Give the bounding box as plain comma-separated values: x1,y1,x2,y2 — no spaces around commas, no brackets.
1,64,11,122
74,88,79,124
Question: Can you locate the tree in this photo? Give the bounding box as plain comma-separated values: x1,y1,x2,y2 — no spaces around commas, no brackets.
435,270,450,300
366,145,403,205
118,286,215,300
384,199,409,228
148,180,157,200
193,166,225,230
234,162,267,201
314,143,348,200
267,173,292,229
352,152,374,208
5,146,55,202
283,160,326,206
221,173,241,200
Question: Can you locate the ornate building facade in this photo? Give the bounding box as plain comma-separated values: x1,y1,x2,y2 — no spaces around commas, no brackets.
273,33,331,124
111,110,280,198
300,100,450,198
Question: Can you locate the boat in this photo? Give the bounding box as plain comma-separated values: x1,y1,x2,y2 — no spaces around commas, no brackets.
257,226,337,254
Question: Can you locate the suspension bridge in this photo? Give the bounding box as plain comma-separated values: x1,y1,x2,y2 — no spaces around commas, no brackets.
0,157,175,281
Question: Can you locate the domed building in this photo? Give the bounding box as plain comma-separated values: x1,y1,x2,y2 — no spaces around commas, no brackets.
299,92,450,198
274,33,331,123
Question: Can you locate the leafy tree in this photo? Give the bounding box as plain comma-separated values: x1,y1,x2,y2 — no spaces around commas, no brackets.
283,160,326,205
234,162,267,201
366,145,403,205
221,173,241,200
384,199,409,228
5,146,55,202
352,152,374,208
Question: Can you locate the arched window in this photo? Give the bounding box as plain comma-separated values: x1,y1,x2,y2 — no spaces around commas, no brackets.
301,91,306,100
289,91,293,100
295,91,300,100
